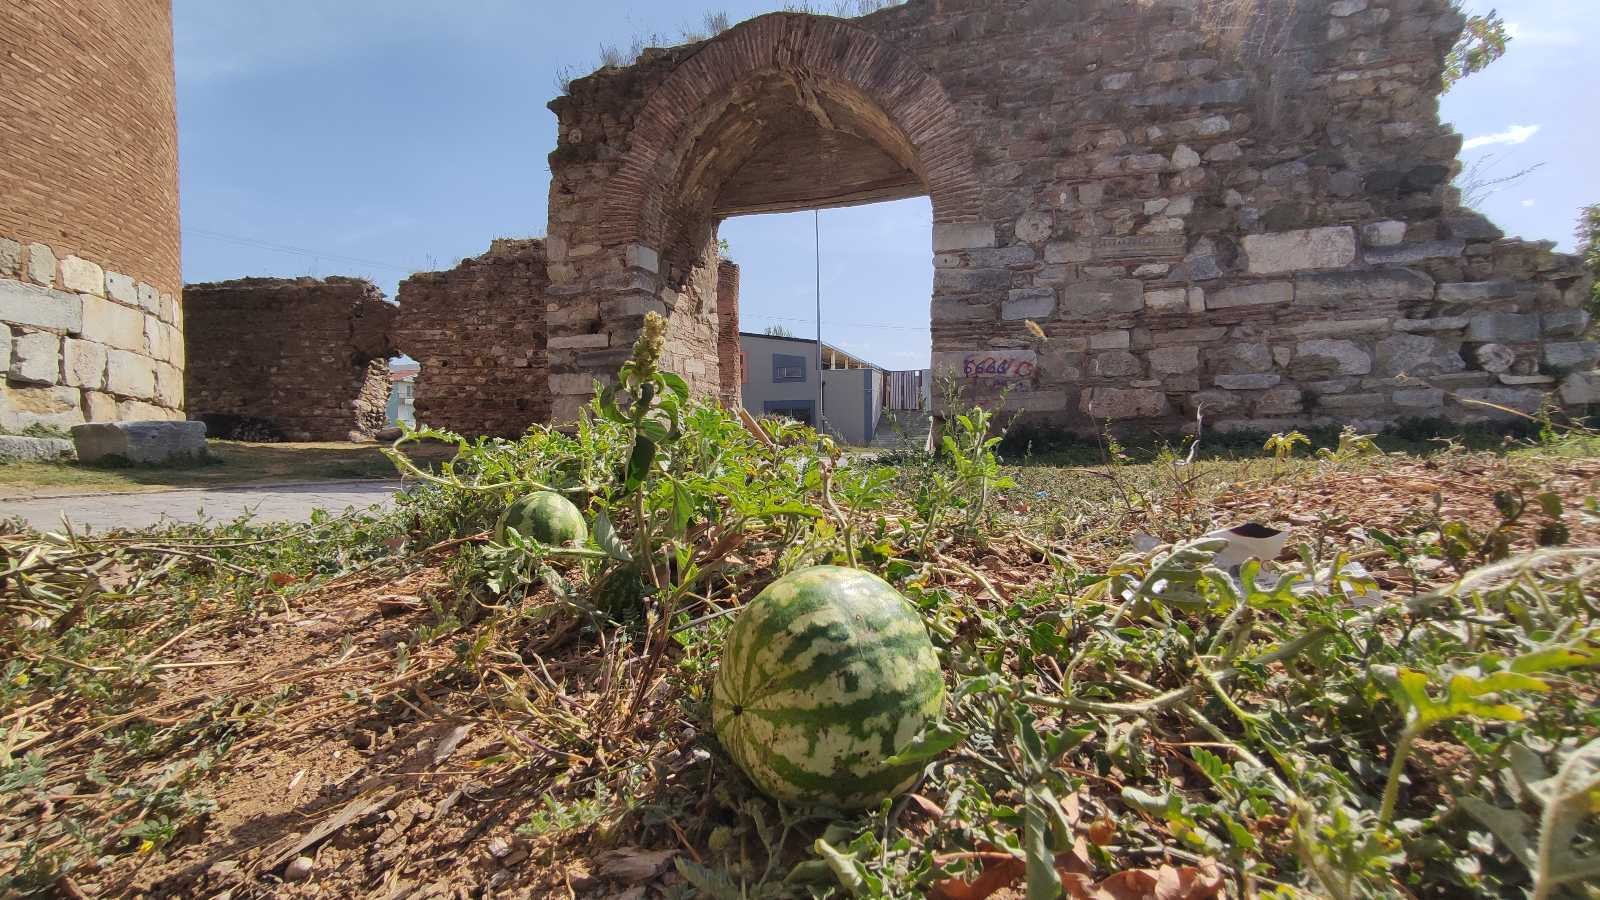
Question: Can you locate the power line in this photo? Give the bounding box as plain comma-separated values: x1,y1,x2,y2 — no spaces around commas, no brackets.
746,312,929,331
183,228,419,273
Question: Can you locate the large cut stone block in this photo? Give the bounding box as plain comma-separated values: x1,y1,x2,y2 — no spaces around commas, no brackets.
59,256,105,296
1242,227,1356,275
106,349,157,399
72,420,208,465
0,435,75,462
1544,342,1600,374
10,331,62,385
1437,281,1519,303
1375,334,1466,378
0,280,83,332
1082,387,1168,420
1002,288,1056,320
80,295,147,351
1208,282,1293,309
0,383,84,431
1293,340,1372,377
1060,279,1144,317
933,223,997,252
1295,269,1434,304
1465,313,1538,343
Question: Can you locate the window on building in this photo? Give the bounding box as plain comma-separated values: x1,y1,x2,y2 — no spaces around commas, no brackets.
772,352,807,383
763,399,814,426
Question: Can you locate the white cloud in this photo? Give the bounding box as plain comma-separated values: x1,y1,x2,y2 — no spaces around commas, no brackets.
1521,198,1537,208
1462,124,1541,151
1504,22,1582,48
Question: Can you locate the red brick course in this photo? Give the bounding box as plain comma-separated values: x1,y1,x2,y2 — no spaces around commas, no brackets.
0,0,181,298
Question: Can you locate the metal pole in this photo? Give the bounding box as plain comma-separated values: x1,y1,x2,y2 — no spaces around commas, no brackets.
815,209,823,431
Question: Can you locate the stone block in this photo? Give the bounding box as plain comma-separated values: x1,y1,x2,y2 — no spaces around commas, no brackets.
142,315,168,359
1061,280,1144,318
1560,372,1600,405
1393,317,1468,333
934,223,996,252
1474,343,1516,374
1002,288,1056,320
1295,269,1434,304
1191,389,1246,415
136,282,161,314
71,420,208,466
1454,388,1545,417
1315,393,1387,412
0,280,83,332
1255,387,1304,416
1148,346,1200,376
1082,387,1167,420
1153,326,1227,346
10,331,61,384
1293,340,1372,377
83,391,117,421
1465,313,1538,343
1015,211,1053,243
1045,241,1092,264
0,435,74,461
0,328,8,371
935,268,1012,293
1210,342,1272,373
624,244,659,273
1437,280,1519,303
1544,342,1600,374
1092,350,1142,377
547,333,610,350
1242,227,1356,275
105,271,137,305
1288,318,1391,338
1499,374,1555,386
1363,240,1465,265
105,349,157,399
967,246,1038,268
1215,373,1280,390
117,399,175,422
1393,389,1445,409
155,364,184,407
0,383,84,431
1144,288,1188,312
1542,310,1590,337
1374,334,1465,378
26,243,55,286
549,373,600,395
160,292,179,324
1208,282,1293,309
1089,329,1131,350
0,238,19,277
1441,213,1503,242
932,297,996,322
1361,220,1406,246
80,295,147,351
59,256,104,295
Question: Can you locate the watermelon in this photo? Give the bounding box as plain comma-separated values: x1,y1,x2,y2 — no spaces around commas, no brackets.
712,565,944,808
495,490,587,547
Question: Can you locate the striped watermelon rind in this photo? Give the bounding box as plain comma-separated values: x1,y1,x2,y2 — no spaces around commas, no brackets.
712,565,945,808
495,490,588,547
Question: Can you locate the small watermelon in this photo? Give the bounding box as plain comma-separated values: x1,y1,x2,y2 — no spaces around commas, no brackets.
495,490,588,547
712,566,944,808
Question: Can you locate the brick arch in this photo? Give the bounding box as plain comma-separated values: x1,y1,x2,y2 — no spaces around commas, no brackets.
598,12,981,254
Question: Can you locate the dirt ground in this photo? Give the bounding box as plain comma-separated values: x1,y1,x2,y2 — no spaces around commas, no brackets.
34,449,1596,899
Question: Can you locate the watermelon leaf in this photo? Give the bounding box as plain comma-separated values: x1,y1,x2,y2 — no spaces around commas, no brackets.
593,509,632,563
814,838,875,896
881,723,965,770
672,857,743,900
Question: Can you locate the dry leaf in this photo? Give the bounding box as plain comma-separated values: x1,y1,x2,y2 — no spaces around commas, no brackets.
597,847,676,883
1086,814,1117,846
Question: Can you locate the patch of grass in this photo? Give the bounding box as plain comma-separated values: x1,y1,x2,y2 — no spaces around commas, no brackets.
0,440,456,498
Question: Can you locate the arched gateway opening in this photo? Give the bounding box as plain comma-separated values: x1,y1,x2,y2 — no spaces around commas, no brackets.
543,13,981,425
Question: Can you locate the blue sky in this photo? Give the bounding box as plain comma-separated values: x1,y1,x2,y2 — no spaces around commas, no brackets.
174,0,1597,372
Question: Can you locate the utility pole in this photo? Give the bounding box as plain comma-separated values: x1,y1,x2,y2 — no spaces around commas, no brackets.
814,209,823,431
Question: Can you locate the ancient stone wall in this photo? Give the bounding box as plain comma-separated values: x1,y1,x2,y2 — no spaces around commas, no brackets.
716,260,742,407
182,278,397,441
0,0,185,429
541,0,1597,433
393,240,550,438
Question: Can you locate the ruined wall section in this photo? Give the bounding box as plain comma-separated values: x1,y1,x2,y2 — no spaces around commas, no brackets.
716,260,742,408
183,278,397,441
393,240,550,438
547,0,1595,432
861,0,1595,428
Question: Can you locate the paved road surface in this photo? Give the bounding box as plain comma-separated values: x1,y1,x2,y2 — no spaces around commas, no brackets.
0,480,400,532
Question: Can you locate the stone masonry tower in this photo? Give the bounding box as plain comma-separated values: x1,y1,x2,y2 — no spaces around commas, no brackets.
0,0,185,429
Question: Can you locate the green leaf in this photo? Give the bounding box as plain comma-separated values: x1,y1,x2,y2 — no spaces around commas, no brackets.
624,436,657,494
659,371,690,401
1023,787,1065,900
881,723,965,770
813,838,870,897
593,508,632,562
1507,636,1600,675
672,858,743,900
670,479,694,534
